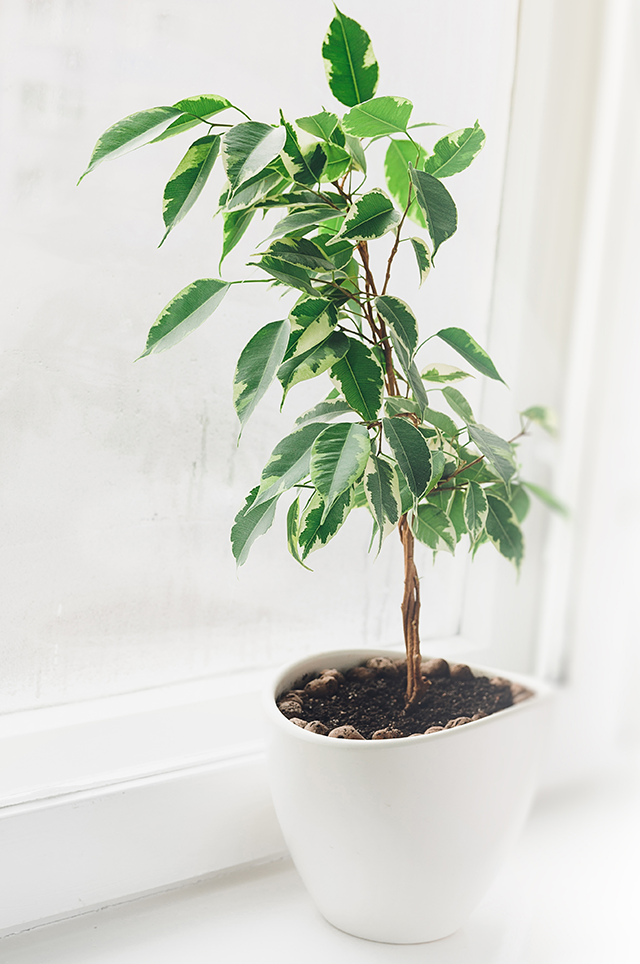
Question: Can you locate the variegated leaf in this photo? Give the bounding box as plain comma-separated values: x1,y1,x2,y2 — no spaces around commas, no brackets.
436,327,505,383
409,237,431,286
411,503,456,553
310,422,371,522
153,95,236,142
231,486,279,567
464,480,488,540
409,166,457,258
139,278,230,358
330,339,384,421
485,494,524,569
382,417,432,498
160,135,220,245
322,7,379,107
79,106,183,180
299,488,353,558
253,421,328,507
342,96,413,137
279,330,349,399
467,424,516,485
328,189,400,244
233,318,290,434
424,121,486,178
222,122,286,194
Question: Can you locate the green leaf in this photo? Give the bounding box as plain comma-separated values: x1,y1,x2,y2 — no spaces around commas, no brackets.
375,295,419,368
231,487,279,567
364,455,401,550
224,169,284,212
279,330,349,398
79,106,183,180
253,422,329,507
160,135,220,245
262,238,341,276
329,189,400,244
233,318,290,433
330,339,384,421
485,494,524,569
467,424,516,485
409,166,457,258
312,236,355,272
299,488,353,558
322,6,379,107
294,397,355,428
409,237,432,286
222,122,287,194
254,255,316,295
455,444,500,484
286,496,312,570
424,121,486,178
311,422,371,521
220,208,256,267
383,417,432,498
267,206,343,241
345,134,367,173
442,386,475,423
320,143,352,181
384,139,427,227
384,397,423,419
436,327,505,383
448,487,467,541
421,362,472,384
406,360,429,415
296,111,340,141
464,480,488,540
343,96,413,137
152,95,235,142
427,448,446,493
422,407,459,437
522,480,569,517
521,405,558,436
280,117,327,185
139,278,230,358
488,482,530,523
411,503,456,553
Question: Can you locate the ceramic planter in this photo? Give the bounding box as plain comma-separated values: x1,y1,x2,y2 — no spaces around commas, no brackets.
263,648,553,944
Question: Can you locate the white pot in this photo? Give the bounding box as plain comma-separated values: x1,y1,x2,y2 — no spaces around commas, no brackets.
263,648,553,944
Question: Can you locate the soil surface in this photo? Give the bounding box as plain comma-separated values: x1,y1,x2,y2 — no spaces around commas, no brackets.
277,657,533,740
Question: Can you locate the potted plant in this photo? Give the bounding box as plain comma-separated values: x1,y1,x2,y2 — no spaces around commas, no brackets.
80,5,559,943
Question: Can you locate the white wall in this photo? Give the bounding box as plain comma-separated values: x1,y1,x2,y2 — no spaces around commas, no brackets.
0,0,520,711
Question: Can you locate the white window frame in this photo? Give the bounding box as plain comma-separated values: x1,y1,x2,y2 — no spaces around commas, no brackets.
0,0,625,936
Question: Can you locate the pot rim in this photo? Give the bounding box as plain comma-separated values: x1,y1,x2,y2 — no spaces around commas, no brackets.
263,647,555,747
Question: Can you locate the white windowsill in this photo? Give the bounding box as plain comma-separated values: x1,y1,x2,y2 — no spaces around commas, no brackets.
1,750,638,963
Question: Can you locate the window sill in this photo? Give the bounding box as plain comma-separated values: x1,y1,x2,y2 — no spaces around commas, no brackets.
2,750,638,962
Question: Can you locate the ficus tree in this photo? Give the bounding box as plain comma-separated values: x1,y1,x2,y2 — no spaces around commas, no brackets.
80,6,560,709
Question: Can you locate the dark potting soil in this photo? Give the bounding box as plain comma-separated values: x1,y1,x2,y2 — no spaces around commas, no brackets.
277,658,527,740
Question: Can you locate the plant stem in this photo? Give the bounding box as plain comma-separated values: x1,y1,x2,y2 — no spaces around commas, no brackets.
399,514,428,710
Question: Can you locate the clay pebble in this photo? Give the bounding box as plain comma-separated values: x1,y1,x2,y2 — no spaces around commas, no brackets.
328,725,365,740
425,726,444,734
319,668,345,684
365,657,399,677
371,727,404,740
444,716,472,729
449,663,474,681
278,699,305,718
421,658,450,679
290,717,308,728
305,720,329,735
348,665,377,682
305,675,338,696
